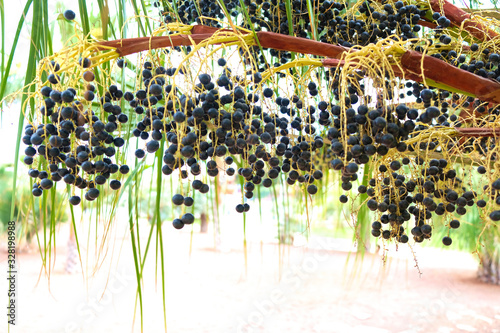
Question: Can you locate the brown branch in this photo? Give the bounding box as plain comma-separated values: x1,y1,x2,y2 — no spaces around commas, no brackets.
401,50,500,103
455,127,500,137
255,32,349,58
418,20,438,29
97,29,349,59
97,34,215,56
95,26,500,103
321,58,422,83
429,0,500,42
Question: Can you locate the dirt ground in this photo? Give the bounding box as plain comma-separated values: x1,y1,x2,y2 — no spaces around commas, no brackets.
1,221,500,333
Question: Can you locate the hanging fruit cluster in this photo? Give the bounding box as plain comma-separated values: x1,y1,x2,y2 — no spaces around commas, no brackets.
17,0,500,246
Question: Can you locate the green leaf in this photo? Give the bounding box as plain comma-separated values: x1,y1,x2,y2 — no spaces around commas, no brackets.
0,0,33,105
11,0,40,222
78,0,91,38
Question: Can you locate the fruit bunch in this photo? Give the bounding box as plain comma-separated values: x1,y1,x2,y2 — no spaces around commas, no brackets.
17,0,500,249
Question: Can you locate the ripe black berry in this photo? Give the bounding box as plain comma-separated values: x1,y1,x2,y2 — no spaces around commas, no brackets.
40,178,53,189
235,204,245,213
64,9,76,21
110,180,121,190
489,210,500,221
307,184,318,195
172,194,184,205
192,180,203,190
449,220,460,229
69,196,81,205
181,213,195,224
173,219,184,229
135,149,145,159
217,58,226,66
184,197,194,206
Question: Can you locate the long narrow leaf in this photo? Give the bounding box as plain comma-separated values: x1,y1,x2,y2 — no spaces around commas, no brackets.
77,0,91,38
0,0,33,104
11,0,39,222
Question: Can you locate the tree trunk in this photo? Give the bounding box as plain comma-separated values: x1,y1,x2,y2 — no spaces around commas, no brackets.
200,213,208,233
477,250,500,285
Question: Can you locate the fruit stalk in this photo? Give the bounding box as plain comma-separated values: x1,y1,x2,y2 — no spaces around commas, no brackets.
455,127,500,137
400,50,500,103
96,26,500,103
429,0,500,42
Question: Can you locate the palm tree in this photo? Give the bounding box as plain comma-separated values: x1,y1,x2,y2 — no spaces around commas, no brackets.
3,0,500,331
